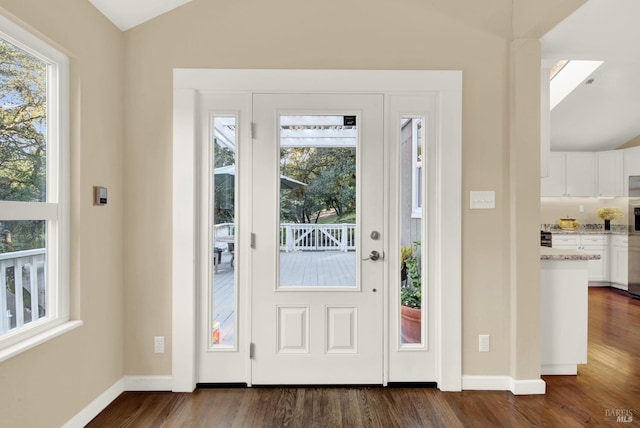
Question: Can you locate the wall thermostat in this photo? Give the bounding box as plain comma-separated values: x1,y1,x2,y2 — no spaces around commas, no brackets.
94,186,107,206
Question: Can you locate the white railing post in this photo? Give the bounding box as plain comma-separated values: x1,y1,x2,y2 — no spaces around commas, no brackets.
341,225,347,252
0,260,7,335
0,249,47,335
14,258,24,328
29,257,38,321
286,225,292,252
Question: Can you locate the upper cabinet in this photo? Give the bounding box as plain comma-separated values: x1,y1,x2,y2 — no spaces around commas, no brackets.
541,152,596,197
566,153,597,197
623,146,640,196
597,150,624,197
541,150,626,197
540,153,565,197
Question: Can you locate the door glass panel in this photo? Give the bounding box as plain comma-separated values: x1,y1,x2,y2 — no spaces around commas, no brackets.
400,117,424,345
210,116,237,348
278,115,357,288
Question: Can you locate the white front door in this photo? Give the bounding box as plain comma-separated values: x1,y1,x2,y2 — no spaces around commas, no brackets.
250,93,385,384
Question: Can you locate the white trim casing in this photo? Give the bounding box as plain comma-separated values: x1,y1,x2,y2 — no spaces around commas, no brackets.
172,88,198,392
0,320,82,363
0,11,71,358
172,70,462,391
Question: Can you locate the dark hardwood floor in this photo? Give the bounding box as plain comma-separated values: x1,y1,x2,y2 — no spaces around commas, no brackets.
88,288,639,427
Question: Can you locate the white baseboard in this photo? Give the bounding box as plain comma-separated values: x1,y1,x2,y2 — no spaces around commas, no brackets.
510,378,546,395
462,375,546,395
541,364,577,375
62,378,125,428
124,375,173,391
462,375,512,391
62,375,173,428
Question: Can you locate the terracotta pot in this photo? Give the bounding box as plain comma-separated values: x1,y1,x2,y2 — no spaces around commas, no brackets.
401,305,422,343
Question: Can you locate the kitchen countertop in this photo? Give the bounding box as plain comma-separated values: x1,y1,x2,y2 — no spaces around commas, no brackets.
541,223,627,235
540,247,601,261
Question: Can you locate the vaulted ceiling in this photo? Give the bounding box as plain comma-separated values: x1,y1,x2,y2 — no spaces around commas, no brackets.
542,0,640,151
88,0,636,152
88,0,192,31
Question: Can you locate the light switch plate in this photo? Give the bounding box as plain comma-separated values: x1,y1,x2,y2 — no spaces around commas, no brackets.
470,191,495,209
94,186,108,206
154,336,165,354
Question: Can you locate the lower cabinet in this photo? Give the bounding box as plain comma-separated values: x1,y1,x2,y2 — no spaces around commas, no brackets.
552,234,609,284
583,244,608,282
609,235,629,290
551,233,629,288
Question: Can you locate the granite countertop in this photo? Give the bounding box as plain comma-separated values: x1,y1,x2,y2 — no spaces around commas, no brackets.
541,224,627,235
540,247,601,261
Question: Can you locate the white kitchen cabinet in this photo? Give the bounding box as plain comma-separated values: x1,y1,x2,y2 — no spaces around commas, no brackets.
551,234,608,283
580,234,608,283
541,152,596,197
542,146,640,197
541,153,566,197
566,153,597,197
552,234,579,248
609,235,628,290
597,150,624,197
624,146,640,195
583,245,608,282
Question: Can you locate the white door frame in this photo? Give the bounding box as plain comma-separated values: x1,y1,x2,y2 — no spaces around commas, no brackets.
172,69,462,391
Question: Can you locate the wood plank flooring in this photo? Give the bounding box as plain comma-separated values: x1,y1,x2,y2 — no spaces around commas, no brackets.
88,288,639,427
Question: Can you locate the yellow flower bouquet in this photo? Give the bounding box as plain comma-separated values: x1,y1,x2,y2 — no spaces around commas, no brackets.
596,207,624,221
596,207,623,231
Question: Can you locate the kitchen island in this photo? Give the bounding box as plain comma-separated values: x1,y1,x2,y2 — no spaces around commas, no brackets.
540,247,600,375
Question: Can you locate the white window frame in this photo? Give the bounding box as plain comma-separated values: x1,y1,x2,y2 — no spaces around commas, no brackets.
0,14,78,362
409,118,423,219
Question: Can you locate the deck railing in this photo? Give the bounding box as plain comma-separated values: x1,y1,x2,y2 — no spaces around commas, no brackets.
213,222,235,239
0,249,46,335
280,224,356,252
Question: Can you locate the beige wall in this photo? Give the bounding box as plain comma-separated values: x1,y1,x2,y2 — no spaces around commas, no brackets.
123,0,584,378
0,1,124,427
0,0,589,424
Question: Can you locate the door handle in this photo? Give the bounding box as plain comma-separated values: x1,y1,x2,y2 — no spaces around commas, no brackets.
362,250,382,261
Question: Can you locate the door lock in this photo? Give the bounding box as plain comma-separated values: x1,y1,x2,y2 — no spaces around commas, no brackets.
362,250,382,261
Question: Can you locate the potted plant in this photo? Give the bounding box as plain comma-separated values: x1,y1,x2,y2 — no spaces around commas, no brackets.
400,241,422,343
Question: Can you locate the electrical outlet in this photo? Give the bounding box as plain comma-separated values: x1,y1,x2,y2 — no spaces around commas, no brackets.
154,336,165,354
479,334,490,352
579,205,584,213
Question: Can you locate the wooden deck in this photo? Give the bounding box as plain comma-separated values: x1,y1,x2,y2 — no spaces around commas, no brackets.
279,251,356,286
212,251,356,345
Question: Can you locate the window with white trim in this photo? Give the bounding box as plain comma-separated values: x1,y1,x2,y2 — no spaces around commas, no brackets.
0,14,70,356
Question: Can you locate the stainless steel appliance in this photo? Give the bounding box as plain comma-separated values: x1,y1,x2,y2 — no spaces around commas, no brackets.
628,176,640,299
